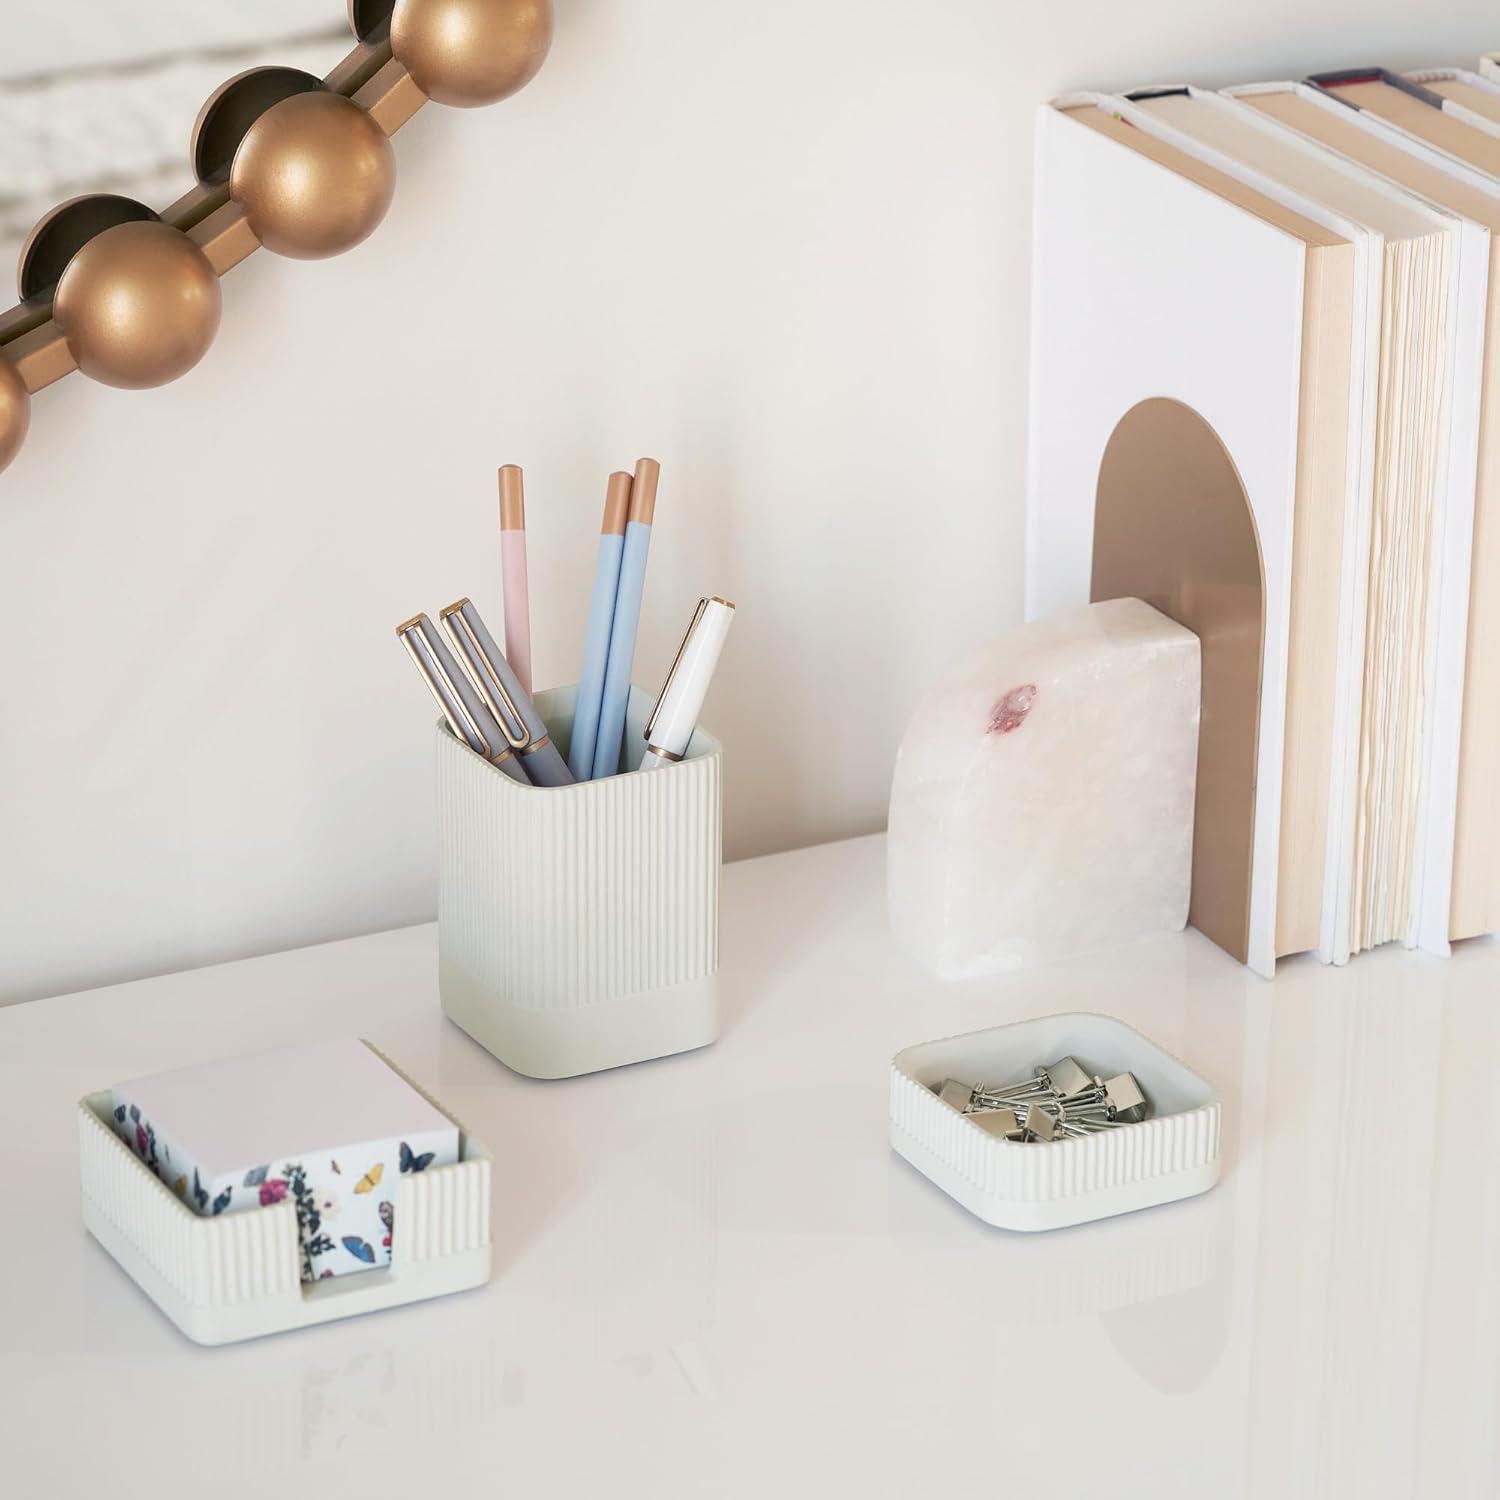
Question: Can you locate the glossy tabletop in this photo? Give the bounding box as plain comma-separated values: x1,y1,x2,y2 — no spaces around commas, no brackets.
3,835,1498,1498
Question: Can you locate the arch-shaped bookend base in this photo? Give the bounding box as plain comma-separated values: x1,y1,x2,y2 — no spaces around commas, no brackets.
1092,397,1265,966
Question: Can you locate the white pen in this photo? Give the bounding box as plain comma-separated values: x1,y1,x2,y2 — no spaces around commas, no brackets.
640,597,735,771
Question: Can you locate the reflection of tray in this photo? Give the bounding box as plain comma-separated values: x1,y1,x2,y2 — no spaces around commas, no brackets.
78,1044,491,1345
890,1012,1221,1231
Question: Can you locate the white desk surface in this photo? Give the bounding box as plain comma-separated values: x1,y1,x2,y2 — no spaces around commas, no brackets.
4,833,1498,1498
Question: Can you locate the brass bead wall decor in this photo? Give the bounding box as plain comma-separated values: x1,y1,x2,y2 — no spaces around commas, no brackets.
390,0,554,108
0,358,29,474
230,91,398,260
0,0,554,473
53,222,222,389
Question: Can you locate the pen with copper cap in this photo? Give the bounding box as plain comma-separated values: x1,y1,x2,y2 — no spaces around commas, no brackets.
498,464,532,693
396,613,530,783
568,470,632,781
440,597,575,787
641,597,735,770
592,456,658,778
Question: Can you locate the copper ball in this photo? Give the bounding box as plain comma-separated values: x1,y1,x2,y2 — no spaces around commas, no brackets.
391,0,553,108
230,91,397,260
0,357,30,474
53,221,222,390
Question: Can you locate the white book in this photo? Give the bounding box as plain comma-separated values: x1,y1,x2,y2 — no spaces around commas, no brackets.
1227,82,1493,959
1029,97,1342,976
1082,90,1385,967
1119,86,1466,964
1283,73,1500,944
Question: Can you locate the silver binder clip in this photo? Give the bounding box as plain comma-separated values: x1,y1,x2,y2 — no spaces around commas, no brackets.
938,1059,1151,1142
937,1078,976,1112
1100,1072,1148,1123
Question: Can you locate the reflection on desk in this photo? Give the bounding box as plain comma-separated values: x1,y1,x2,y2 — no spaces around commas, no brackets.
1,835,1496,1497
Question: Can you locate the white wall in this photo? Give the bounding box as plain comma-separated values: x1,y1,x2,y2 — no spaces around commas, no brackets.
2,0,1496,1003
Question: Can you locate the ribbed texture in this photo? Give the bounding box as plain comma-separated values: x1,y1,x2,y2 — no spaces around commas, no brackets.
78,1102,299,1305
79,1050,491,1321
889,1067,1220,1204
436,688,721,1013
397,1155,491,1262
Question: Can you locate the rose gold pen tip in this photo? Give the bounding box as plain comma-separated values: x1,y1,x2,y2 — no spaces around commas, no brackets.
498,465,525,529
628,457,660,524
602,471,632,535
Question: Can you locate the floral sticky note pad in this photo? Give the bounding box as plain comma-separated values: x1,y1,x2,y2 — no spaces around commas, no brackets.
109,1038,459,1282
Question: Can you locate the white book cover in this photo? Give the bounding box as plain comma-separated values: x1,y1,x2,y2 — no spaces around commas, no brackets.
1027,99,1310,977
1085,89,1386,965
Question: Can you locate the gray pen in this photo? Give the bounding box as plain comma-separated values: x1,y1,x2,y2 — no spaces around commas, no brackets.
396,613,530,784
440,597,575,787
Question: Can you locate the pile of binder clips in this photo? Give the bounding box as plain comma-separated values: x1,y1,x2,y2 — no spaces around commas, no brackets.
935,1055,1150,1143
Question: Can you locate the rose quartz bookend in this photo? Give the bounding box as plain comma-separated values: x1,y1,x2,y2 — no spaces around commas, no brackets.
887,598,1200,978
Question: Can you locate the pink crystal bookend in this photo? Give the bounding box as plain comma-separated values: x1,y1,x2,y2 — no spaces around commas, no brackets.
887,598,1199,978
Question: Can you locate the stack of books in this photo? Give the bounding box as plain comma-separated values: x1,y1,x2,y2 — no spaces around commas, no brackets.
1028,63,1500,975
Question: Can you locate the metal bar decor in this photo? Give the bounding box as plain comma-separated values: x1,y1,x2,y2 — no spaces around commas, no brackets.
0,0,554,475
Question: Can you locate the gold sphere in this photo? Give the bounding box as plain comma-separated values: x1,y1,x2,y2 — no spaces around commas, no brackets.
230,91,397,260
391,0,553,108
0,357,30,474
53,221,222,390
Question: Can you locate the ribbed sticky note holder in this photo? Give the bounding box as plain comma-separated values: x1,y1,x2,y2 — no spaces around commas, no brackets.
78,1044,492,1345
436,684,721,1079
890,1013,1220,1231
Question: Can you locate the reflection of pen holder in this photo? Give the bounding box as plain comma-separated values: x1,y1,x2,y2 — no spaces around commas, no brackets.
435,684,721,1079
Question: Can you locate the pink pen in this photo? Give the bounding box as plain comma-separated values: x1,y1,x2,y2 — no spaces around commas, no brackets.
498,464,532,693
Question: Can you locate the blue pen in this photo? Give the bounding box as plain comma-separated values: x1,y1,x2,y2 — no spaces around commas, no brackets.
568,471,632,780
592,457,659,778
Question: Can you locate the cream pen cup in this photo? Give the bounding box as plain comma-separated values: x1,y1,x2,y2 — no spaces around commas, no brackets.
434,684,721,1079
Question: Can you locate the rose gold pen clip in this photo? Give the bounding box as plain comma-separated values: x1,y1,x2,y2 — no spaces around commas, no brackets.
395,613,530,784
439,605,529,750
438,598,575,787
644,597,710,746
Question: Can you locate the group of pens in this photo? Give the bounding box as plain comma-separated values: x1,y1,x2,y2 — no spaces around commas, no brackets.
936,1056,1152,1143
397,458,735,786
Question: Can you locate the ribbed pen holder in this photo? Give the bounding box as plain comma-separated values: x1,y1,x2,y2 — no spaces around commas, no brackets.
78,1043,492,1345
436,684,721,1079
890,1013,1221,1231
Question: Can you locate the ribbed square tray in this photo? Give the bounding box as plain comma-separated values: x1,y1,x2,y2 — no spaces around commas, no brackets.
79,1042,492,1345
890,1013,1220,1231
